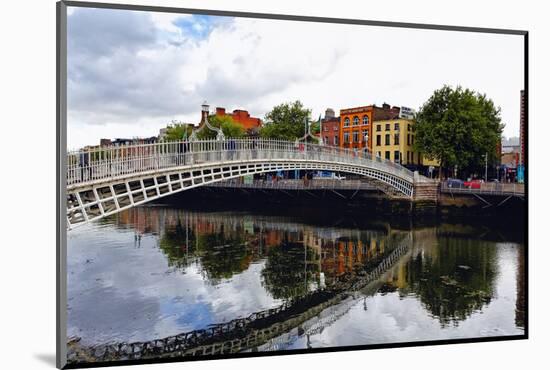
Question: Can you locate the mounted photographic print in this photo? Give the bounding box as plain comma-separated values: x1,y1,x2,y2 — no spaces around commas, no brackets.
56,1,528,368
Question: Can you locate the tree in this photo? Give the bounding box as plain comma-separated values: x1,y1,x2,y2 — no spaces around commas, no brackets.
260,100,311,140
164,123,193,141
414,85,503,180
195,115,245,139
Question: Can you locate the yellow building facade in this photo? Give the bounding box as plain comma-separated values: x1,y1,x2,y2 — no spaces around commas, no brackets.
372,118,439,167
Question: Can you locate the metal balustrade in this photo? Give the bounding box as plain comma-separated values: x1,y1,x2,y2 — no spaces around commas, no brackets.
67,138,414,186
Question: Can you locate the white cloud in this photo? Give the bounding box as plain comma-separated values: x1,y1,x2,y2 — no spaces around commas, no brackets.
67,8,524,149
150,12,191,34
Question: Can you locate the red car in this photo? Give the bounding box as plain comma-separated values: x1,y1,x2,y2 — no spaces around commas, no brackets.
464,179,483,189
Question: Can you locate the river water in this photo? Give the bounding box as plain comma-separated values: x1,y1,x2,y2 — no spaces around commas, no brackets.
67,204,525,353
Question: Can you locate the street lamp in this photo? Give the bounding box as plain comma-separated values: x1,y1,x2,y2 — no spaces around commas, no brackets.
485,153,488,182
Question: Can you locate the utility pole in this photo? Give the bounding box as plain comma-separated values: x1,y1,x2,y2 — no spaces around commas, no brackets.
485,153,488,182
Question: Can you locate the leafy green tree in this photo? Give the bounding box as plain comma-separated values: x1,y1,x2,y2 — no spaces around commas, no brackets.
196,115,245,139
414,85,503,180
260,100,311,140
164,123,193,141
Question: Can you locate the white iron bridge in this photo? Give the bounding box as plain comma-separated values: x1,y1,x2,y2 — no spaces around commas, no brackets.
66,138,426,229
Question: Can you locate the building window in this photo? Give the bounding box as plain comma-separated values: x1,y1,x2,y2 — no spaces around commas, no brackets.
362,115,369,125
344,118,350,127
407,124,411,132
334,125,338,131
394,122,400,131
394,151,400,163
385,123,390,131
376,151,381,157
385,151,390,160
323,125,328,132
411,135,414,145
376,125,381,132
353,131,359,143
353,116,359,125
334,136,339,145
394,133,400,145
362,130,368,143
324,136,329,144
385,134,390,145
344,132,350,143
407,134,411,146
376,135,381,146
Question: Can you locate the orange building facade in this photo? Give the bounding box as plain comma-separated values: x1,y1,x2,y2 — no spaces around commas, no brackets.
339,103,400,151
215,107,262,131
339,106,374,151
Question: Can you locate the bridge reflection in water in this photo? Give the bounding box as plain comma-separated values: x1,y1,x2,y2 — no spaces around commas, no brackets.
66,206,525,364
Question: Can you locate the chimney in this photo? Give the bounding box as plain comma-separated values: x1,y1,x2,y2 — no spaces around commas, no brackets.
216,107,226,116
324,108,335,120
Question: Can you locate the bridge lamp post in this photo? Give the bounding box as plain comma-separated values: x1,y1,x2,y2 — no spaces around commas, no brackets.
363,133,368,157
189,101,225,142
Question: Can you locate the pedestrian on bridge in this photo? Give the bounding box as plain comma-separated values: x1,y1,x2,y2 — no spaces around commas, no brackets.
228,138,236,160
179,140,188,166
252,139,258,159
79,150,90,181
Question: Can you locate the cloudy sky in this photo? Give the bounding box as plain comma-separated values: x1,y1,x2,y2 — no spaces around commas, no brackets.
67,6,524,149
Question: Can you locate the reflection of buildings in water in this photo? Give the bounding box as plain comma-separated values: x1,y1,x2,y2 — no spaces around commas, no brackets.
116,207,162,236
384,228,438,289
115,207,409,284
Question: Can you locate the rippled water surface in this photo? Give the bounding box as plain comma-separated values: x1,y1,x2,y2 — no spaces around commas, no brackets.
67,206,525,349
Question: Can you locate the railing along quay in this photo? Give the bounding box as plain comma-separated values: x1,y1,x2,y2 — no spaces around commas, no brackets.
440,182,524,196
67,138,415,187
205,178,378,191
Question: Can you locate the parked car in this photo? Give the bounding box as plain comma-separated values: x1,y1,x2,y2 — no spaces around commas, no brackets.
446,178,464,188
464,179,483,189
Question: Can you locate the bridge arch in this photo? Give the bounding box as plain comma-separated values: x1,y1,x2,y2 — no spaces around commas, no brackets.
66,139,420,229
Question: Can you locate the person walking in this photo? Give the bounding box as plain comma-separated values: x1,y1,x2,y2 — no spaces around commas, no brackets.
79,150,90,181
179,139,188,166
228,138,236,160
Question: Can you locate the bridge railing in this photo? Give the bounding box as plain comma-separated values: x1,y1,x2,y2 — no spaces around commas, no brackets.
67,138,414,186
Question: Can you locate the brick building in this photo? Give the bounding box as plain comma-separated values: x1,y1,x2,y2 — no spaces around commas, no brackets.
215,107,262,131
320,108,341,146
